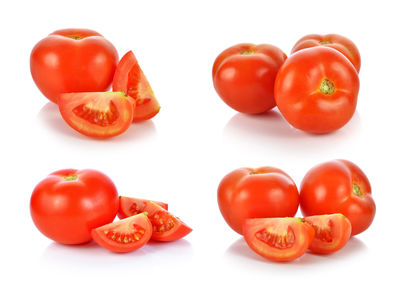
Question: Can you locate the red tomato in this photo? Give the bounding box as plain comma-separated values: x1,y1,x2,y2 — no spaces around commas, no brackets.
30,169,119,245
212,43,287,114
304,214,351,254
292,34,361,72
217,167,299,235
243,217,315,262
274,47,359,133
91,213,152,253
30,29,118,103
112,51,160,122
58,92,135,138
142,201,192,241
300,160,376,236
118,196,168,219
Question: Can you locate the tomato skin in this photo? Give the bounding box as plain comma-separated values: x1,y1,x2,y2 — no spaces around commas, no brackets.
118,196,168,219
213,43,287,114
274,47,359,133
292,34,361,72
30,169,119,245
300,160,376,236
217,167,299,235
30,29,118,103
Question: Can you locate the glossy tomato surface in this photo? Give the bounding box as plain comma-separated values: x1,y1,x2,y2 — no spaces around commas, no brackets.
213,43,287,114
112,51,160,122
30,169,119,244
30,29,118,103
217,167,299,235
58,92,135,138
243,217,314,262
300,160,376,236
292,33,361,72
274,47,359,133
118,196,168,219
91,213,152,253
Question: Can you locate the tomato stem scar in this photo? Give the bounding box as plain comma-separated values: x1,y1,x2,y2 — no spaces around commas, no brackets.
64,174,78,181
319,78,335,95
66,35,83,40
240,50,255,55
319,40,332,45
352,182,363,196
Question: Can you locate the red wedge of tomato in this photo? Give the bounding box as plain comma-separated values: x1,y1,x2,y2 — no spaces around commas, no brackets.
91,213,152,253
243,217,314,262
303,214,352,254
118,196,168,219
142,201,192,242
112,51,160,122
58,92,135,138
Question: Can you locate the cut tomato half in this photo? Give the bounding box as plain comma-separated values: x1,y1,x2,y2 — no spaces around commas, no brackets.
118,196,168,219
58,92,135,138
112,51,160,122
142,201,192,242
303,214,351,254
243,217,314,262
91,213,152,253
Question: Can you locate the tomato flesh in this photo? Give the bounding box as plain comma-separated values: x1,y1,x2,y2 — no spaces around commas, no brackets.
118,196,168,219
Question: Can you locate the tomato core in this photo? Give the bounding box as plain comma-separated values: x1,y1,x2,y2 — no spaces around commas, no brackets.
319,40,332,45
149,211,175,233
319,78,335,95
311,220,333,242
255,226,295,249
240,50,255,55
63,174,78,181
352,182,363,196
72,102,119,127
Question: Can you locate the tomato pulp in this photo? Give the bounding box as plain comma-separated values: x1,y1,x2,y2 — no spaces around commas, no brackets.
118,196,168,219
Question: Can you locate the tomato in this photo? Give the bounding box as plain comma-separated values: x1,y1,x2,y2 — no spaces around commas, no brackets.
118,196,168,219
142,201,192,241
274,47,359,133
112,51,160,122
304,214,351,254
243,217,314,262
300,160,376,236
91,213,152,253
58,92,135,138
30,169,119,245
217,167,299,235
30,29,118,103
212,43,287,114
292,34,361,72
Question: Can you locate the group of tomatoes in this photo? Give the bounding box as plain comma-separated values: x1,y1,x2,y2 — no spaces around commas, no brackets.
30,29,160,138
212,34,361,133
30,169,191,253
217,159,376,261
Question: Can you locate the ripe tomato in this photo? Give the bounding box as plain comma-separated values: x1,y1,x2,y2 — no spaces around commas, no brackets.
217,167,299,235
30,169,119,245
118,196,168,219
30,29,118,103
58,92,135,138
300,160,376,236
212,43,287,114
243,218,315,262
292,34,361,72
274,47,359,133
112,51,160,122
142,201,192,241
304,214,351,254
91,213,152,253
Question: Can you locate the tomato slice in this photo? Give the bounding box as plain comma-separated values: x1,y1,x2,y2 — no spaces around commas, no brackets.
243,217,314,262
142,201,192,242
118,196,168,219
58,92,135,138
91,213,152,253
112,51,160,122
303,214,351,254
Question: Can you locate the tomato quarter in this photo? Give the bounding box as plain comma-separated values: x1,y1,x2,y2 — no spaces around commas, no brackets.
118,196,168,219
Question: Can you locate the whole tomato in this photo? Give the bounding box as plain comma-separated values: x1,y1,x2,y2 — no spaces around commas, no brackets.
274,47,359,133
300,160,376,236
30,29,119,103
217,167,299,235
212,43,287,114
30,169,119,244
292,34,361,72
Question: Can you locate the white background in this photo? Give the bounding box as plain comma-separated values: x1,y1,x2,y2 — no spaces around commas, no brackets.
1,0,398,283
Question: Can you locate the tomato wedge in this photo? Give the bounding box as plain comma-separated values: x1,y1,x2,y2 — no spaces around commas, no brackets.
243,218,314,262
112,51,160,122
91,213,152,253
303,214,351,254
58,92,135,138
118,196,168,219
142,201,192,242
